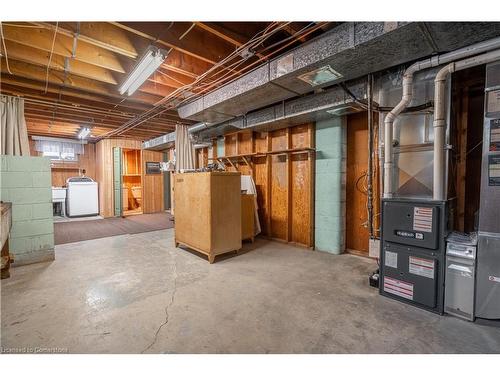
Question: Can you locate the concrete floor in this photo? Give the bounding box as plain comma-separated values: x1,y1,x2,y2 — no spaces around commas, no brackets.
1,229,500,354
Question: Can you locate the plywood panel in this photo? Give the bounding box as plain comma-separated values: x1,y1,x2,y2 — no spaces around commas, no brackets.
142,150,164,214
290,152,311,245
212,123,314,247
271,129,288,151
346,112,369,254
291,123,312,149
224,133,237,156
270,154,288,240
237,131,254,154
254,155,269,235
254,131,269,153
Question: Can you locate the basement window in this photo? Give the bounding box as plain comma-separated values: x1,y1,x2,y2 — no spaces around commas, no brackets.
34,139,83,161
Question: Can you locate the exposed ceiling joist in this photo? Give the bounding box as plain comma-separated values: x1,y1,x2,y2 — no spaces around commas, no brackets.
2,23,127,73
111,22,235,65
3,39,118,85
1,58,162,105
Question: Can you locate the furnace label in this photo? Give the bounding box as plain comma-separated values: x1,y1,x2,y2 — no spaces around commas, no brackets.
490,119,500,151
409,256,435,279
385,251,398,268
488,154,500,186
413,207,433,233
383,276,414,300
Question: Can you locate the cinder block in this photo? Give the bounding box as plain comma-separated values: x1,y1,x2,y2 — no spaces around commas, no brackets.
10,218,54,238
11,248,55,267
12,204,33,221
1,171,34,188
0,188,10,202
32,202,53,219
32,171,52,187
6,156,34,172
9,187,51,204
0,156,8,172
10,233,54,255
31,157,51,172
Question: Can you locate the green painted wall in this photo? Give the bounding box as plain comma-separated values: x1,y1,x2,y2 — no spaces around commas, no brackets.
217,138,225,157
314,117,346,255
0,156,55,265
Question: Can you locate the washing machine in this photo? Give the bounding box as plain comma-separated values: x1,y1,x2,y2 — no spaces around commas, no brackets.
66,177,99,217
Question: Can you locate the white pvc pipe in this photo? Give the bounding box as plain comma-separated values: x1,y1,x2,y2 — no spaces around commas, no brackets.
432,48,500,200
383,36,500,198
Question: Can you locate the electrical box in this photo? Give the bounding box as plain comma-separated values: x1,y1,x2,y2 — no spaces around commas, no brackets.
380,199,448,314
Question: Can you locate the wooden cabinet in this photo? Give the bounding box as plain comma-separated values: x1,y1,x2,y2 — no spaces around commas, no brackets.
241,194,255,242
174,172,242,263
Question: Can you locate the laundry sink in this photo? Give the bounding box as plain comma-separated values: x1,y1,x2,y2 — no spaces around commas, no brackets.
52,187,67,202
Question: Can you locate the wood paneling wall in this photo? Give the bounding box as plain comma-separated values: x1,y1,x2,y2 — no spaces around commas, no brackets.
142,150,164,214
95,138,142,218
214,123,315,247
29,137,96,187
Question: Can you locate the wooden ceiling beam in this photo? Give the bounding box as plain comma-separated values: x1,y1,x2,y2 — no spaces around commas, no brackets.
26,118,168,135
0,79,155,114
1,59,162,105
3,40,118,85
2,23,127,73
25,107,176,130
111,22,235,65
34,22,141,59
162,49,211,78
25,112,174,134
194,22,246,47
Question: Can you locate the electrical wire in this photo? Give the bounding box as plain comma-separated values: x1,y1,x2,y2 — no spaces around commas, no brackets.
100,22,297,138
0,22,13,74
44,22,59,94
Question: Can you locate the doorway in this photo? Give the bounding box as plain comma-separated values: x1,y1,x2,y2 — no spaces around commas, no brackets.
122,148,143,216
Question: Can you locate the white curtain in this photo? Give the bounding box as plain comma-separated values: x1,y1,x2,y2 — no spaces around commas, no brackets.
175,124,195,171
0,95,30,156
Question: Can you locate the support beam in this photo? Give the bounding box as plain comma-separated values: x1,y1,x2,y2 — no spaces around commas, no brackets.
194,22,246,47
112,22,235,65
1,59,163,105
2,23,127,73
3,40,118,84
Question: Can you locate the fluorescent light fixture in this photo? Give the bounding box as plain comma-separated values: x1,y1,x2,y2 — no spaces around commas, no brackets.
77,127,91,139
298,65,343,87
118,46,168,96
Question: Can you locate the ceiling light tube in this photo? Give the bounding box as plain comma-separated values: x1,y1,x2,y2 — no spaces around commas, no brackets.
118,46,168,96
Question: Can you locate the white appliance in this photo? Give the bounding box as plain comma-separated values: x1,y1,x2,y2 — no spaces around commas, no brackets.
66,177,99,217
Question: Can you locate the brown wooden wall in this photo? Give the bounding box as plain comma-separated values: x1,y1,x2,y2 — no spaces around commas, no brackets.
95,139,164,218
29,137,96,187
142,150,164,214
213,123,315,248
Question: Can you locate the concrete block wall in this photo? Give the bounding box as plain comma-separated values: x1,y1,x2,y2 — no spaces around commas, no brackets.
314,117,347,254
0,155,55,266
